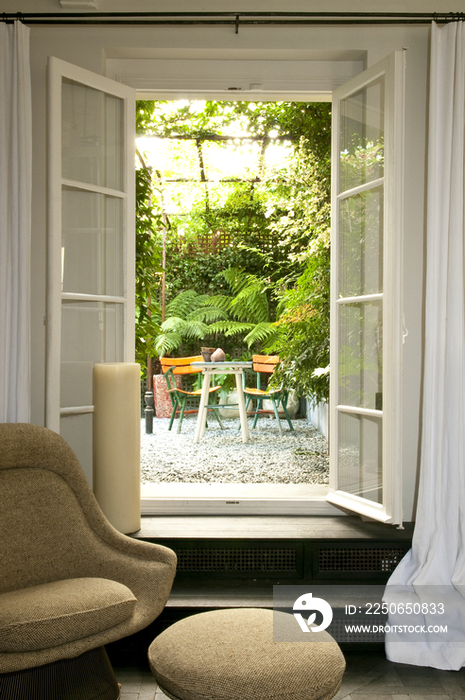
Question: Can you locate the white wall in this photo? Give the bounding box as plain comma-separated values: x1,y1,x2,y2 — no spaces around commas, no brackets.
0,0,464,11
307,400,329,440
3,7,427,518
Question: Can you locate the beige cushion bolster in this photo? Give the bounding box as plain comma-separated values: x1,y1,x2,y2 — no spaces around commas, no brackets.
0,577,137,652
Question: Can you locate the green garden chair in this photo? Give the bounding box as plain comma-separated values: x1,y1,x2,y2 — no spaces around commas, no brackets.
243,355,294,436
160,355,224,434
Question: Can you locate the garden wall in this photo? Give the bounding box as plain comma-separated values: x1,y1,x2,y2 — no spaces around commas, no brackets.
306,398,328,440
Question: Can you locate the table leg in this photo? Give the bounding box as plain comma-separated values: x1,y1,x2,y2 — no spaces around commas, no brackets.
194,371,211,443
235,371,250,443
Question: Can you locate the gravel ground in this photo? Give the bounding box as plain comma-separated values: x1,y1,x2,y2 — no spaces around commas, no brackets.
140,415,329,485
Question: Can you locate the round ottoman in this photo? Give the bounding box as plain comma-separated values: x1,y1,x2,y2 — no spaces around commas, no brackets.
148,608,345,700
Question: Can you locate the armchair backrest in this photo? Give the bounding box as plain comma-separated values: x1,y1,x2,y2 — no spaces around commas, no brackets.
0,423,178,675
0,424,126,596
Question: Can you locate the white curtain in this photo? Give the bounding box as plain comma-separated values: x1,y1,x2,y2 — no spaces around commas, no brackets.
384,21,465,670
0,21,32,422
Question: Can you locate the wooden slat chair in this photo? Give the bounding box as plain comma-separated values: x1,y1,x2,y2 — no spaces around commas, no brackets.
160,355,224,434
243,355,294,436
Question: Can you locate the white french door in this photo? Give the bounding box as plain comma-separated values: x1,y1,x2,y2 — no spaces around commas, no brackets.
328,52,404,524
46,57,135,482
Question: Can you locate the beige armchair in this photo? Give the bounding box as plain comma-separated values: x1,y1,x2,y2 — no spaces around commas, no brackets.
0,423,177,699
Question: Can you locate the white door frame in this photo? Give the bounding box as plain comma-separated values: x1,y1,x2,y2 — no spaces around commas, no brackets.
46,57,135,482
327,52,404,525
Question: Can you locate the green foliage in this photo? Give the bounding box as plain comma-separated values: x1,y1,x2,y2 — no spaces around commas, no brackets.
221,269,271,323
232,101,331,162
155,268,277,357
136,100,158,135
135,164,163,372
208,269,279,348
264,138,331,278
339,140,384,298
165,247,249,298
134,104,166,374
269,249,331,404
340,138,384,189
155,290,227,357
135,100,332,399
215,371,237,399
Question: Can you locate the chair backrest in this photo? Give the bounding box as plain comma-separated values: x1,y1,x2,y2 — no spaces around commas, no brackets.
252,355,280,374
160,355,203,376
0,424,116,594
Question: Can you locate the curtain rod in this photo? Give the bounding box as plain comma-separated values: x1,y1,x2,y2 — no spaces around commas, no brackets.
2,11,465,30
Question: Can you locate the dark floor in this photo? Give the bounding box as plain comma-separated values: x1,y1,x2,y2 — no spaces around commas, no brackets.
113,649,465,700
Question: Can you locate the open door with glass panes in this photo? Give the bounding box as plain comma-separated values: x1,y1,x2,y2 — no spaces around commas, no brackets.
327,52,404,524
46,57,135,482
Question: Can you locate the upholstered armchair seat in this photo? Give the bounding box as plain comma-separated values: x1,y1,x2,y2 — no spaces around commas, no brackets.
0,578,137,654
0,423,177,696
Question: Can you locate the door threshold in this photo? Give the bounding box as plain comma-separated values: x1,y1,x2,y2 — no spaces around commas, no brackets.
134,513,414,539
141,482,342,515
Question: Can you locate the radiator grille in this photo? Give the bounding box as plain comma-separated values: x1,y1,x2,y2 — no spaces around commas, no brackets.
176,547,297,572
319,547,404,572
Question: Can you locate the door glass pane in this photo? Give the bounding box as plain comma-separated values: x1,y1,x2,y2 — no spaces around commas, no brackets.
60,413,93,483
60,301,124,407
62,188,123,296
340,76,384,192
62,78,124,191
339,186,383,298
337,412,382,503
339,301,383,410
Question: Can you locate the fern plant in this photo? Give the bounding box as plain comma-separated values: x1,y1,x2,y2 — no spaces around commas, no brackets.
154,270,279,358
155,289,228,356
207,269,279,348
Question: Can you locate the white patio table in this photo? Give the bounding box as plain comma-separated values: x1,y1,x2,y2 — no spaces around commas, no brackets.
191,361,253,444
